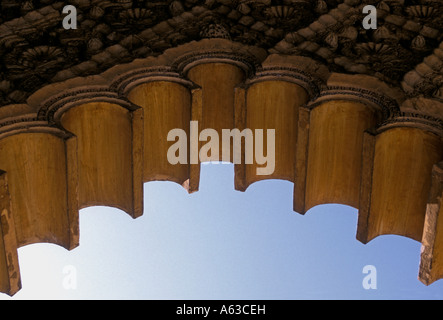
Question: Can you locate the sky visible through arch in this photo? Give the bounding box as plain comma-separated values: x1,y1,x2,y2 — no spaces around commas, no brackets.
1,163,443,300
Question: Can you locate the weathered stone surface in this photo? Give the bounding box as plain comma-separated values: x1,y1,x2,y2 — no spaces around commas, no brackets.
0,0,443,296
0,0,441,107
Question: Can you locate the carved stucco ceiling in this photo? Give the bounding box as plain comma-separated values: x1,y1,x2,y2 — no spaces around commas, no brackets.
0,0,442,107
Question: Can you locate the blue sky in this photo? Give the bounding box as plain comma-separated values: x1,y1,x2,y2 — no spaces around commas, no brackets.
1,162,443,300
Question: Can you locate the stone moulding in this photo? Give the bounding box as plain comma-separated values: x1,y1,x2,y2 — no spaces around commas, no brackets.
0,39,443,296
172,50,260,78
377,111,443,138
309,85,400,121
38,86,140,124
111,66,196,97
246,66,323,100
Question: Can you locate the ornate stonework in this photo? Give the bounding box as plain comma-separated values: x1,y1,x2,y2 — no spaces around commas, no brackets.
0,0,441,107
0,0,443,296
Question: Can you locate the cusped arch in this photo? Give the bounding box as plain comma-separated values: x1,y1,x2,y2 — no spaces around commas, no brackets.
0,38,442,296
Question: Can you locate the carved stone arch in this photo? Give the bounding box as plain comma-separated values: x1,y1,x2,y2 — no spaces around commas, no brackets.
1,0,443,294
